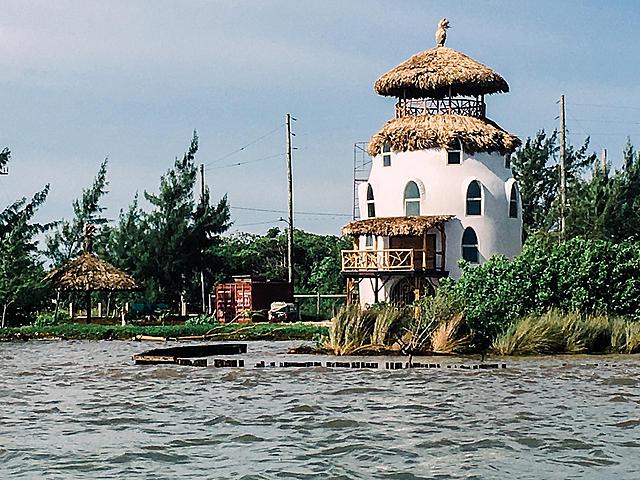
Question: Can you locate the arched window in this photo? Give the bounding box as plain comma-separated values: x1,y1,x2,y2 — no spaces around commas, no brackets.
466,181,482,216
462,227,479,263
404,181,421,216
366,184,376,218
509,183,519,218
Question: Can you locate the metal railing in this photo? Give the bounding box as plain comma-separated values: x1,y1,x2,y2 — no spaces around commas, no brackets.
395,97,485,118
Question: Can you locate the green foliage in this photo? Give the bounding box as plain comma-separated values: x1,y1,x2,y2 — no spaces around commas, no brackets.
0,183,52,326
46,159,109,264
32,310,71,327
0,321,325,342
211,228,351,294
184,314,217,326
452,237,640,340
513,132,640,242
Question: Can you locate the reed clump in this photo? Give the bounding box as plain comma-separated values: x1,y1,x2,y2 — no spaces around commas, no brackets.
491,309,640,355
321,290,469,355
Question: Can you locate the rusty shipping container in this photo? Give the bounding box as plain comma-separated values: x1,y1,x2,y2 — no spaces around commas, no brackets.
215,276,293,323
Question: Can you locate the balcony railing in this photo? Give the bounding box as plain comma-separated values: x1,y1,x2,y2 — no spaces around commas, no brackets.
395,97,485,118
341,249,439,273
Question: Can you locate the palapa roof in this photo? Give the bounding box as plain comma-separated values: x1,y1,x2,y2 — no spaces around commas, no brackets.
374,46,509,99
368,114,520,157
45,253,139,292
342,215,454,237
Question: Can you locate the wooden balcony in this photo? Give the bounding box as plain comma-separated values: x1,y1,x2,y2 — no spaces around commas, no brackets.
395,97,485,118
341,248,445,276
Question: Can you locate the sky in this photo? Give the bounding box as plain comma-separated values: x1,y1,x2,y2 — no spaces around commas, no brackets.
1,0,639,236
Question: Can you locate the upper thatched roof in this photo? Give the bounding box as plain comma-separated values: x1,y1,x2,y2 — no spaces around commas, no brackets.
342,215,453,237
374,47,509,99
368,114,520,156
45,253,139,292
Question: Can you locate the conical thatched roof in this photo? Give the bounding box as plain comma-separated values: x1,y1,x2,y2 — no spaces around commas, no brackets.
45,253,139,292
374,47,509,99
342,215,453,237
368,114,520,157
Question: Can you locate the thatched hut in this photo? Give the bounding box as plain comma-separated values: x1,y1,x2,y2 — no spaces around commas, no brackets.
341,18,523,306
45,253,139,322
45,225,139,322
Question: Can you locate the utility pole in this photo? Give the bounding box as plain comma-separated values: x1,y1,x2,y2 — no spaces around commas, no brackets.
286,113,296,289
559,95,567,238
199,163,206,313
601,148,608,177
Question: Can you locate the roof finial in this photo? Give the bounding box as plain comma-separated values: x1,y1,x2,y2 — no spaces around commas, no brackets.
83,223,96,253
436,18,450,47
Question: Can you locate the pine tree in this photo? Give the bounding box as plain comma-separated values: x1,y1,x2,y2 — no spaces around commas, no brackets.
138,131,230,304
45,159,109,265
0,186,51,327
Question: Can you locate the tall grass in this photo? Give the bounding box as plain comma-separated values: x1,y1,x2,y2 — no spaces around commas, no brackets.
430,313,470,354
492,309,640,355
404,290,465,354
322,291,468,355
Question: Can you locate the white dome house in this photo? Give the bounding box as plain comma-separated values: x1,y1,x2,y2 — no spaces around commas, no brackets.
341,19,522,306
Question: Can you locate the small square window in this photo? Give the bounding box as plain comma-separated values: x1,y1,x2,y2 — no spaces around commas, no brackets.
382,142,391,153
383,154,391,167
447,150,461,165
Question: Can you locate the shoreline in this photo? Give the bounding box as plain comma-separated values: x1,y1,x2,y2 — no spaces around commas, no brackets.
0,322,327,342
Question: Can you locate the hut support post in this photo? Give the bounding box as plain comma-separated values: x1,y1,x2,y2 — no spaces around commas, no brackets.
53,290,61,323
440,224,447,272
85,291,92,324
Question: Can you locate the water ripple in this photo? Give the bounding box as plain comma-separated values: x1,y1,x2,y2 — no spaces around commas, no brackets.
1,341,640,479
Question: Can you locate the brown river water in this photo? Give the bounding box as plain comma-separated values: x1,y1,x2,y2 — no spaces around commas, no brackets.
1,340,640,479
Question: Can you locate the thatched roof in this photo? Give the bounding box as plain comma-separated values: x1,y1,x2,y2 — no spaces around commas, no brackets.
342,216,453,237
374,47,509,99
368,114,520,156
45,253,139,291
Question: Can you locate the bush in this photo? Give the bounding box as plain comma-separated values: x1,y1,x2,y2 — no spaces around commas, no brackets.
184,314,217,326
453,237,640,339
32,311,70,327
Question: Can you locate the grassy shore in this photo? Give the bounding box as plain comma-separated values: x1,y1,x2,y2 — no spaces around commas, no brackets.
0,322,327,342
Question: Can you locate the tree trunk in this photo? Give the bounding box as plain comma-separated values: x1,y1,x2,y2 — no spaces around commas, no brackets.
1,303,7,329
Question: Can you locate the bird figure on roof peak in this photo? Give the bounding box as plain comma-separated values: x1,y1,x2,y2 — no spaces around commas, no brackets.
436,18,450,47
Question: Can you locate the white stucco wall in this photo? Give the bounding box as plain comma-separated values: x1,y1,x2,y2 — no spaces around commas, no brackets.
355,146,522,304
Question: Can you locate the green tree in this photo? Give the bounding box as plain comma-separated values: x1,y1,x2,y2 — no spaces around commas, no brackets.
136,131,230,304
210,227,350,294
0,186,51,327
600,139,640,241
45,159,109,265
512,130,597,238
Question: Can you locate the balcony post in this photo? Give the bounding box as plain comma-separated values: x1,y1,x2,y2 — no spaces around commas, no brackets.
422,231,427,270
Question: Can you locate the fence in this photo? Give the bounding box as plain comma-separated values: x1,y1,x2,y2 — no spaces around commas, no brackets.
294,293,347,320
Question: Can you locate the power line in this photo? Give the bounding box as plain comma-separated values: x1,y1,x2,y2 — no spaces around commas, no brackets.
233,219,282,227
567,102,640,111
570,118,640,125
204,124,284,167
205,152,285,171
231,205,351,218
